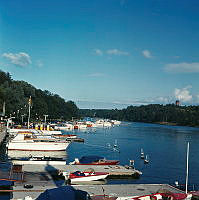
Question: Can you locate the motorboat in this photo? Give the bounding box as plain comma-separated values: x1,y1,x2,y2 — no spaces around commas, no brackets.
10,156,67,165
54,123,74,131
62,168,109,183
7,134,70,151
8,128,62,136
53,134,77,139
69,156,119,165
91,192,192,200
8,149,67,159
124,192,192,200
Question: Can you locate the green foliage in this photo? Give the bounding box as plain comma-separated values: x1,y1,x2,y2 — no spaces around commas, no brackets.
80,104,199,127
0,70,79,121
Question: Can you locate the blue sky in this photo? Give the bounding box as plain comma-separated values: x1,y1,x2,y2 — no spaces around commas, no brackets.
0,0,199,109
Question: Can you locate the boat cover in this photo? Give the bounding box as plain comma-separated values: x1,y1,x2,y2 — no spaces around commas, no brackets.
0,180,13,186
36,186,90,200
170,193,188,200
79,156,104,164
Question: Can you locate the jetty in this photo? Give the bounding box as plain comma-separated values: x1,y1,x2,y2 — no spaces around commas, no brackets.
10,184,185,199
14,163,142,178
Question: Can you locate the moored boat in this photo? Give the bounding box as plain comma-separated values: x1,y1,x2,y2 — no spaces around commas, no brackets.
11,156,67,165
69,155,119,165
62,168,109,183
91,192,192,200
7,134,70,151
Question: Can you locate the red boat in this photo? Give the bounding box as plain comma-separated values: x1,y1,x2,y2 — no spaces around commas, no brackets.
62,169,109,183
69,156,119,165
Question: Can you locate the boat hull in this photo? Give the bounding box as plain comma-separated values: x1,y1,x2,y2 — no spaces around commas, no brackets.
11,160,66,165
7,141,70,151
76,161,119,165
70,173,108,182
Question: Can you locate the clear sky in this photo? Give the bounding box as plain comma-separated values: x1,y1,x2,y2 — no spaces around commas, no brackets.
0,0,199,109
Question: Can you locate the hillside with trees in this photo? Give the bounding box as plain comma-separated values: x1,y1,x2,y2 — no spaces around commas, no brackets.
80,104,199,127
0,70,79,122
1,69,199,127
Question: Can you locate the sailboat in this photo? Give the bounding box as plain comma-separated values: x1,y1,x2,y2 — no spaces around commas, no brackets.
141,148,144,159
144,155,149,164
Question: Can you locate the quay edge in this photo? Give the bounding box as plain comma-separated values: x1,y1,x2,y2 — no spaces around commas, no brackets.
9,184,188,200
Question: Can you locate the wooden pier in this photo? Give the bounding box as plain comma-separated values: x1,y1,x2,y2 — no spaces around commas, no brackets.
10,183,185,200
19,164,142,178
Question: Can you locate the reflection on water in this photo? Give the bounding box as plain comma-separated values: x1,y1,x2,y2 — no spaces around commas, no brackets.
66,122,199,189
1,122,199,189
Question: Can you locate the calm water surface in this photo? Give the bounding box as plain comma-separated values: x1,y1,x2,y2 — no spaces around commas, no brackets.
66,122,199,188
1,122,199,190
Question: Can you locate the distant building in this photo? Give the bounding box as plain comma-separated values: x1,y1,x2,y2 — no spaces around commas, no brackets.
175,100,180,106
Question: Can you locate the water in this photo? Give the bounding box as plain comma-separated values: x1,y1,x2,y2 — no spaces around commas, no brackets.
65,122,199,189
1,122,199,190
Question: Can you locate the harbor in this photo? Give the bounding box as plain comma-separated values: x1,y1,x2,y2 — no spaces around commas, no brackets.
10,184,186,200
0,119,198,199
11,163,142,178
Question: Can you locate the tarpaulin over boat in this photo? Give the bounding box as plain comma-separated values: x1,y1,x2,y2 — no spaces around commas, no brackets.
0,180,13,186
36,186,90,200
79,156,104,164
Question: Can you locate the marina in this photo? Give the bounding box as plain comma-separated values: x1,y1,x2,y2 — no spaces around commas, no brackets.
1,1,199,199
12,163,142,178
0,120,199,199
11,184,187,200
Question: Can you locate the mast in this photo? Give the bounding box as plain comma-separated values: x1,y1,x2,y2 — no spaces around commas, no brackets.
27,96,31,129
185,142,189,194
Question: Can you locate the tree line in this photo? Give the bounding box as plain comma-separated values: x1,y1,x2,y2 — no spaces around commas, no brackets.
0,70,79,122
1,69,199,127
80,104,199,127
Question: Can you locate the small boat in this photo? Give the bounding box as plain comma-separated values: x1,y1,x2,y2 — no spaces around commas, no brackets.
69,155,119,165
7,134,70,151
141,148,144,159
144,155,149,164
91,192,192,200
10,156,67,165
52,134,77,139
62,168,109,183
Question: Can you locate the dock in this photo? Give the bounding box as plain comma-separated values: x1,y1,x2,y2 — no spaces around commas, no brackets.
10,183,185,200
18,164,142,178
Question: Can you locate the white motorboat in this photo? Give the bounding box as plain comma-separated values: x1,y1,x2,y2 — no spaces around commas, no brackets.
11,156,66,165
62,168,109,183
7,134,70,151
92,192,192,200
8,128,62,136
